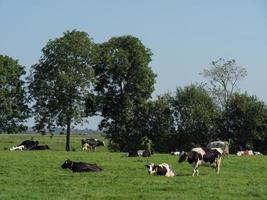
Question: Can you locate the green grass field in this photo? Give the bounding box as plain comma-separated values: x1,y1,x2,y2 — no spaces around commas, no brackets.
0,134,266,200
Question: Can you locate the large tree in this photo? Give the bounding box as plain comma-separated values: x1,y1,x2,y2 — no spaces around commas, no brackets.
224,93,267,153
172,84,219,150
29,30,95,151
201,58,247,110
145,94,175,152
0,55,29,133
93,35,156,151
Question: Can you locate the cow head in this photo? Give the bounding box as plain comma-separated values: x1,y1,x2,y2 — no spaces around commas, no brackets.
178,151,188,163
145,163,157,175
98,140,105,146
81,139,86,145
61,159,73,169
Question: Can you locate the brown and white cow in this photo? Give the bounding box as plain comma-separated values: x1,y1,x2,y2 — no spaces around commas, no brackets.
178,147,223,176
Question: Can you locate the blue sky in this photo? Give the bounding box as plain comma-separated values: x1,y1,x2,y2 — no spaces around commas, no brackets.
1,1,267,129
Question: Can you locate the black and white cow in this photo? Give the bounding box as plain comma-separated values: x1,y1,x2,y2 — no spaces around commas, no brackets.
127,149,153,157
137,150,153,157
17,140,39,150
81,138,105,152
61,159,103,173
178,147,223,176
145,163,175,177
29,145,50,150
10,145,25,151
170,151,180,156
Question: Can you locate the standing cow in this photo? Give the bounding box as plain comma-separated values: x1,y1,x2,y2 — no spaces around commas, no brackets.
81,138,105,151
178,147,223,176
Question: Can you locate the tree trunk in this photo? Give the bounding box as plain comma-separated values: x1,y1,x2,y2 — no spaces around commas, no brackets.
66,118,71,151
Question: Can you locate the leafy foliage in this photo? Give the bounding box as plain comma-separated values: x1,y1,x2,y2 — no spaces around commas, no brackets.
172,85,219,150
146,94,176,152
28,30,95,151
93,35,156,151
223,93,267,153
0,55,29,133
201,58,247,110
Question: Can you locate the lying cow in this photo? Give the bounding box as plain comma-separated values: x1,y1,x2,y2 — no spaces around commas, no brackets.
207,141,229,158
81,138,105,151
29,145,50,150
61,159,103,173
146,163,175,177
17,140,39,150
237,150,254,156
254,151,263,156
10,145,25,151
178,147,223,176
127,150,153,157
137,150,153,157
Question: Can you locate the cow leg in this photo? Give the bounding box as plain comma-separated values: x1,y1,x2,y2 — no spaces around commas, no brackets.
191,162,199,176
215,157,221,174
195,161,201,176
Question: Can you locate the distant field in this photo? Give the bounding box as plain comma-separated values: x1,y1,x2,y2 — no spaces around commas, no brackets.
0,134,267,200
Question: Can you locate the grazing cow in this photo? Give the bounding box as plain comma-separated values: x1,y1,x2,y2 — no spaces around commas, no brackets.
10,145,25,151
61,159,103,173
82,143,91,151
81,138,105,151
178,147,223,176
29,145,50,150
146,163,175,177
17,140,39,150
207,141,229,158
236,150,254,156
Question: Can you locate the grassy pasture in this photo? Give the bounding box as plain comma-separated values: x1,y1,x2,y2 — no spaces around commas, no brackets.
0,134,267,200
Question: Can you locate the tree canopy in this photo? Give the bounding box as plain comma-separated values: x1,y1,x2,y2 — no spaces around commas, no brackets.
201,58,247,110
28,30,95,151
225,93,267,152
0,55,29,133
93,35,156,151
172,84,219,150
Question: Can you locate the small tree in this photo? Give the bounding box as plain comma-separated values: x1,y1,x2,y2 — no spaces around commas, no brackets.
201,58,247,110
29,30,95,151
0,55,29,133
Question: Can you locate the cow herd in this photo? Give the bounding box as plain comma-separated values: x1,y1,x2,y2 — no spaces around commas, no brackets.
8,138,263,177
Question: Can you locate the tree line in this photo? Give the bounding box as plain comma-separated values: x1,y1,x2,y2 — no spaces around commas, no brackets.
1,30,267,153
